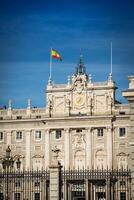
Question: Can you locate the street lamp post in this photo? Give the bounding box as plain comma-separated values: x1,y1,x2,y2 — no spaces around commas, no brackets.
2,146,21,200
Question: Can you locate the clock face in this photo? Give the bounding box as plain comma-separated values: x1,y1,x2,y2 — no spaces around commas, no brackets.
74,94,85,108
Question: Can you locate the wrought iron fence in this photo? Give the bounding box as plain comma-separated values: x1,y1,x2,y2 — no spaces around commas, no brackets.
61,168,131,200
0,168,131,200
0,169,49,200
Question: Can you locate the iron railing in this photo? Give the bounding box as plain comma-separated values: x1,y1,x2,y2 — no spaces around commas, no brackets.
62,168,131,200
0,168,131,200
0,169,49,200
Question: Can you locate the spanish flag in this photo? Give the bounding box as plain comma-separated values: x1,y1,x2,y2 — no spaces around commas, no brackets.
51,49,62,61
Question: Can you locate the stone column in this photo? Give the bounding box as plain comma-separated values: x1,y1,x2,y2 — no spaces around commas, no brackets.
107,127,113,169
50,147,62,200
86,128,92,169
49,164,62,200
64,180,67,200
26,130,31,169
64,128,70,169
45,129,50,168
86,179,89,200
7,131,11,146
90,182,93,200
91,129,94,169
106,179,110,200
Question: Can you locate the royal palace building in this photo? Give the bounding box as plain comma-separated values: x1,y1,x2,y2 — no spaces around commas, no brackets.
0,55,134,199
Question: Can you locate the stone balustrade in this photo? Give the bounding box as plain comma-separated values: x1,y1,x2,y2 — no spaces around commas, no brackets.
0,107,47,119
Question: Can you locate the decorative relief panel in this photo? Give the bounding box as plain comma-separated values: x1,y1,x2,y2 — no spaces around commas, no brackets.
72,133,86,150
72,76,87,111
55,96,64,112
72,132,86,168
66,94,71,108
73,77,86,94
74,94,86,109
96,95,106,111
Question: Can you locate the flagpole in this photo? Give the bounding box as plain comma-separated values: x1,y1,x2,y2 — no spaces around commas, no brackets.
49,48,52,80
110,41,112,75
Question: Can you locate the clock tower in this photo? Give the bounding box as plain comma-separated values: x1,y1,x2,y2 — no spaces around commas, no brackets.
46,54,116,117
72,54,88,114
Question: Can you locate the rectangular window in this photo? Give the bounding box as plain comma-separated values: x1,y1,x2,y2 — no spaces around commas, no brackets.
97,128,103,137
119,111,125,115
35,193,40,200
119,128,126,137
0,132,3,140
0,193,4,200
16,131,22,140
15,181,21,187
120,192,126,200
36,115,41,119
35,181,40,187
97,192,106,199
16,116,22,119
14,192,20,200
56,129,62,139
35,130,41,140
120,181,126,187
76,129,82,133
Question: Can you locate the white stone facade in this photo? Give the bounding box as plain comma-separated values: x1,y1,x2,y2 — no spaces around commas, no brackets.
0,58,134,177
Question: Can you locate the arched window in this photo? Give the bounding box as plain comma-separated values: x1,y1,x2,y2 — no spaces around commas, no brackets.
96,150,107,169
32,155,44,170
74,150,85,169
117,153,128,169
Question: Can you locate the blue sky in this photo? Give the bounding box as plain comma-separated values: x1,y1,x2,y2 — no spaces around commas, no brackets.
0,0,134,108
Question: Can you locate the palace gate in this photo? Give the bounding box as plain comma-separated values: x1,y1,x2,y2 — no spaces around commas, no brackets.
0,167,131,200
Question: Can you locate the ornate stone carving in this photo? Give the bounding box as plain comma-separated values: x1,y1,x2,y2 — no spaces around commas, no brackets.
66,95,70,108
72,133,86,150
47,95,53,111
74,94,85,108
74,79,84,94
32,155,44,158
14,154,25,159
51,146,61,165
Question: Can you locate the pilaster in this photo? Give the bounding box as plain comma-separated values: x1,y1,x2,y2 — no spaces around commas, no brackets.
26,130,31,169
45,129,50,168
7,131,11,146
64,128,70,169
107,126,113,169
86,128,92,169
49,163,62,200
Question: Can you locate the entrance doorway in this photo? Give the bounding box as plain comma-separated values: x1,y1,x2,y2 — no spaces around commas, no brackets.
72,191,85,200
96,192,106,200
